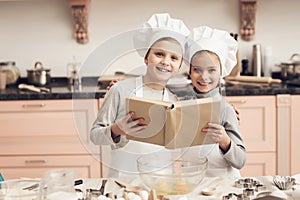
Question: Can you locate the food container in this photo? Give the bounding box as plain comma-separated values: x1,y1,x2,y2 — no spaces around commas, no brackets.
0,179,40,199
137,151,207,196
0,61,20,85
27,61,51,86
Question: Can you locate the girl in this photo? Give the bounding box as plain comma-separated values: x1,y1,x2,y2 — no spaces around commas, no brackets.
184,26,246,178
90,13,190,179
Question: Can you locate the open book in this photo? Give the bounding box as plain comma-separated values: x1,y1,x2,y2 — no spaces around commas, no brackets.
126,96,221,149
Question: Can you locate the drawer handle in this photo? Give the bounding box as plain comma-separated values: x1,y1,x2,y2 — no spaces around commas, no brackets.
22,103,46,108
25,160,47,164
228,100,247,105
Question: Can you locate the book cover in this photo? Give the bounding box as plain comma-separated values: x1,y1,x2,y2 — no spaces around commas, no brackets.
126,96,220,149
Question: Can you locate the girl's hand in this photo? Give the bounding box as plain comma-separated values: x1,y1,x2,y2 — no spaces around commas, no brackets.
201,122,231,151
112,112,147,136
231,104,241,123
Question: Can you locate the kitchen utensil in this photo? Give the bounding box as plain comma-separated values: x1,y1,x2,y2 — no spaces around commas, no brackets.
0,179,40,199
18,83,50,93
225,75,282,84
273,176,295,190
137,152,207,196
200,177,223,196
114,179,143,193
277,53,300,80
27,61,51,86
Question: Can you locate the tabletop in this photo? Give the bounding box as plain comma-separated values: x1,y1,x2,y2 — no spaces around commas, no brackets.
74,175,300,200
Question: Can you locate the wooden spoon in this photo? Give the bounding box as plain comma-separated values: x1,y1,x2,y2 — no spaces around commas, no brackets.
200,177,223,196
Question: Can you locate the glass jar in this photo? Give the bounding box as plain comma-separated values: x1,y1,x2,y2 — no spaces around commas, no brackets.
0,61,20,85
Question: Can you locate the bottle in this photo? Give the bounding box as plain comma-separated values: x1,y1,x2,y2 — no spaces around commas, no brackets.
241,59,250,76
252,44,263,77
263,46,272,77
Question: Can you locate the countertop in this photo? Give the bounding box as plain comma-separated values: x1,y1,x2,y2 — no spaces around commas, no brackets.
1,77,300,101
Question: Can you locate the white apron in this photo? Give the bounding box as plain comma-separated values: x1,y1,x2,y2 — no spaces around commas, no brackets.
108,77,171,180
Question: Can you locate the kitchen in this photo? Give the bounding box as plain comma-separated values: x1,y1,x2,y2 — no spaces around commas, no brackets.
1,0,300,199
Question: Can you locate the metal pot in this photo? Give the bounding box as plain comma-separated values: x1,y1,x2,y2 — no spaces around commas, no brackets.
278,54,300,80
27,62,51,86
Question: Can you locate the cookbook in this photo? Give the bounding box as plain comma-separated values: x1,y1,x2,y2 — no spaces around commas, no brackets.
126,96,220,149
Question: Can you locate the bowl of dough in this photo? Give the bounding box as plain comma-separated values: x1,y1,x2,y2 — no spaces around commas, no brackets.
137,151,207,196
0,179,40,199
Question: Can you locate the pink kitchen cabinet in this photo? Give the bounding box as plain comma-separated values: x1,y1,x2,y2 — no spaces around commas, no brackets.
277,95,300,176
291,95,300,175
0,99,101,179
226,96,277,177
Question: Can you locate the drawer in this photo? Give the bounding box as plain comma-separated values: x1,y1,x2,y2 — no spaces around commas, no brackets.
0,99,100,155
0,155,101,179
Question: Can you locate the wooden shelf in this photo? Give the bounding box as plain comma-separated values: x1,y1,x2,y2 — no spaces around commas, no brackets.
68,0,90,44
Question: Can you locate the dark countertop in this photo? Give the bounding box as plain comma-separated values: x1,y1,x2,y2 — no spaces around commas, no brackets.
1,77,300,101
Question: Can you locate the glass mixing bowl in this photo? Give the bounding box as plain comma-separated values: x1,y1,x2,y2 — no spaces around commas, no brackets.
137,152,207,195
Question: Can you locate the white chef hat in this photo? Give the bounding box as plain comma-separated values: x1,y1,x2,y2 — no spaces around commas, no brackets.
185,26,238,77
134,13,190,58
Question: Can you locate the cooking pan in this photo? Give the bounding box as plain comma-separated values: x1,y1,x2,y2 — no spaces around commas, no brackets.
277,53,300,80
27,62,51,86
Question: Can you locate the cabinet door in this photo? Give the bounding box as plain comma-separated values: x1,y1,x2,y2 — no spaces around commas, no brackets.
0,155,101,179
240,153,276,177
226,96,276,152
226,96,277,176
291,95,300,175
0,99,99,155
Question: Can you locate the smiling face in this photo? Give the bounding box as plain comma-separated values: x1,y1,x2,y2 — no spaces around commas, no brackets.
143,38,183,88
190,50,221,93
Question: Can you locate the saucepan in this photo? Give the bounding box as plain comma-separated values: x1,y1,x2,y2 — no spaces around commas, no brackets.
27,61,51,86
277,53,300,80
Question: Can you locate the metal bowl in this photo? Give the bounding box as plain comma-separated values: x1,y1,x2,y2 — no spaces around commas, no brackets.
137,151,207,195
273,176,295,190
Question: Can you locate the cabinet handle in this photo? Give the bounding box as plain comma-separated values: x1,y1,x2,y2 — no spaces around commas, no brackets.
25,160,47,164
22,103,46,108
228,100,247,104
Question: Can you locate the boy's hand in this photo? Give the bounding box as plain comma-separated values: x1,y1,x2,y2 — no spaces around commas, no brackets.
112,112,146,136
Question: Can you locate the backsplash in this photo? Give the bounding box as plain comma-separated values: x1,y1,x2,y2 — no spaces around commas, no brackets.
0,0,299,77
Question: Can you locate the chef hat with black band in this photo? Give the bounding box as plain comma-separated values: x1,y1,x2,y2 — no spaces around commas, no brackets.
133,13,190,58
185,26,238,77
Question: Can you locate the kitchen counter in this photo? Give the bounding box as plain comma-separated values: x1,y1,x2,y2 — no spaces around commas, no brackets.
1,77,300,100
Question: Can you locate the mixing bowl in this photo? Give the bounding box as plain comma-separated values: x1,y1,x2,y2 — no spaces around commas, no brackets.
0,179,40,199
137,152,207,195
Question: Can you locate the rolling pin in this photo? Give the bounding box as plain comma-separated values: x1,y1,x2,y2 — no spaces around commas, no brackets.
225,76,282,84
